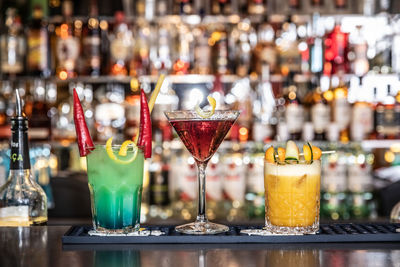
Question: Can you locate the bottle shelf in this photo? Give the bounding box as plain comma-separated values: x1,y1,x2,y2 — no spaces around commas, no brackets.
3,73,398,85
19,139,399,151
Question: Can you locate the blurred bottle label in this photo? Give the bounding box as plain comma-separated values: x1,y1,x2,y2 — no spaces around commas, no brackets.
179,161,197,201
334,98,351,131
223,162,246,201
286,104,304,133
322,161,347,192
312,103,330,133
206,163,222,201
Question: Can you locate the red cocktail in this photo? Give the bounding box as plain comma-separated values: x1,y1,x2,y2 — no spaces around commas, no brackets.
165,110,240,234
169,119,235,162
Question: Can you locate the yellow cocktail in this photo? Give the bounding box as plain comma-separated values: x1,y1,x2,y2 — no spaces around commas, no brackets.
264,160,321,234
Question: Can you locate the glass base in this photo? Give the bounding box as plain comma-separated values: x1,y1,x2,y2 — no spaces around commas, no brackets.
91,223,141,235
264,223,319,235
175,221,229,235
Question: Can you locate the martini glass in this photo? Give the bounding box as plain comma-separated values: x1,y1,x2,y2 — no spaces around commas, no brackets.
165,110,240,234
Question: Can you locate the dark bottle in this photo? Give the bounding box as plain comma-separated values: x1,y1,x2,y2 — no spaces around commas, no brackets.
55,0,79,79
289,0,301,9
175,0,194,15
148,144,169,207
311,0,324,6
212,0,232,15
82,0,101,76
0,90,47,226
26,5,51,77
375,85,400,139
0,8,25,78
27,80,51,142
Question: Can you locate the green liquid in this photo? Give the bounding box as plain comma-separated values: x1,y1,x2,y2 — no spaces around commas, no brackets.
87,145,144,231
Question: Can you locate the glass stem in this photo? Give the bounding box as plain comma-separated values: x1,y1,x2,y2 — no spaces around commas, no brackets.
196,160,208,223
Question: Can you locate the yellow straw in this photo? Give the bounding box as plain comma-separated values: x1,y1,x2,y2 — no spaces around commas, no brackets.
148,74,165,113
134,74,165,144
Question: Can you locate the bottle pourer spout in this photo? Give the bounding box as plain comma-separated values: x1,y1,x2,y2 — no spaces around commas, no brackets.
15,89,22,117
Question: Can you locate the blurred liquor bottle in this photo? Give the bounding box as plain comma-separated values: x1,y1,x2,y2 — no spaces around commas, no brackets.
309,79,330,141
252,20,279,75
82,0,101,76
99,19,110,75
55,0,80,79
150,23,173,75
308,13,324,74
52,83,77,142
211,0,232,15
172,23,192,75
335,0,347,8
347,146,375,219
374,84,400,139
26,5,51,78
252,65,276,142
277,20,301,75
311,0,323,6
124,82,140,140
174,154,197,220
0,8,25,78
222,151,246,222
324,23,349,75
289,0,301,9
94,83,125,142
205,155,223,221
231,79,253,142
328,76,351,142
321,150,350,220
245,147,265,219
350,25,369,77
151,91,175,142
109,12,133,76
248,0,266,15
193,26,211,74
0,82,11,140
350,78,373,141
230,19,256,77
210,25,230,75
174,0,194,15
284,74,304,140
148,141,170,219
26,80,51,142
130,21,151,76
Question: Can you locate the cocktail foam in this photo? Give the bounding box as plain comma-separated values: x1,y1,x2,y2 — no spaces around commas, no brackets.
264,160,321,177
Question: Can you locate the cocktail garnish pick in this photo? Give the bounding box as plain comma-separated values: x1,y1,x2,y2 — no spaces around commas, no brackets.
195,95,216,118
73,88,94,157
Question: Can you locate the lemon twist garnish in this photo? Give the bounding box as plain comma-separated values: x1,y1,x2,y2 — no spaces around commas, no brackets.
106,137,138,164
195,96,216,118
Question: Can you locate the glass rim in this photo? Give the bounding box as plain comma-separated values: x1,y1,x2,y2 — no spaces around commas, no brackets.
164,110,241,120
264,159,321,165
87,144,145,151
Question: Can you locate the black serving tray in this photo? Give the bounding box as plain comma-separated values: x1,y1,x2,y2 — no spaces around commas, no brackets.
62,223,400,244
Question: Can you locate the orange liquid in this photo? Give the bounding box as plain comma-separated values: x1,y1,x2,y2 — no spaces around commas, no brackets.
264,173,320,227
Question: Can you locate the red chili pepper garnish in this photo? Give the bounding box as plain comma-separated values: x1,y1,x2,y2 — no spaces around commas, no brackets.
73,88,94,157
137,89,152,158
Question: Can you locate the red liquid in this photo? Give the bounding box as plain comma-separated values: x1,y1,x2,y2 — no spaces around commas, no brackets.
170,119,235,162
